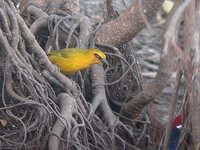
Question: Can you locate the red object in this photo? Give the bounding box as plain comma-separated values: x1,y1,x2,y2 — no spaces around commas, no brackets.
172,112,186,128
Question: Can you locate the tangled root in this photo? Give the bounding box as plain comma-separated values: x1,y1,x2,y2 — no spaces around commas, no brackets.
0,0,148,149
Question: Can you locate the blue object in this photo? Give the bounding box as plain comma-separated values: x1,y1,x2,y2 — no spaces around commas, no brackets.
169,127,181,150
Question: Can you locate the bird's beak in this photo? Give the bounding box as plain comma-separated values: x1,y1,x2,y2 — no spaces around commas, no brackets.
100,59,109,65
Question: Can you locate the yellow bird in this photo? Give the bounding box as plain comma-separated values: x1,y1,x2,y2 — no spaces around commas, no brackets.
47,48,108,74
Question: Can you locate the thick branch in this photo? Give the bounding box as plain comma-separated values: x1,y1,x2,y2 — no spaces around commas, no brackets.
120,0,192,119
49,93,77,150
163,70,182,150
19,0,80,15
96,0,164,47
184,0,200,148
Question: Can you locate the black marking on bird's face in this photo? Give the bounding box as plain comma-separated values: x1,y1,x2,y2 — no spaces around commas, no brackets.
94,53,102,60
94,53,108,65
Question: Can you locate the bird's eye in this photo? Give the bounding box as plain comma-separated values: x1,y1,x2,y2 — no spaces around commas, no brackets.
94,53,101,60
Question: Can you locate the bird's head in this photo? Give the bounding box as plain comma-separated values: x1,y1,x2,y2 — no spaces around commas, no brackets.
88,48,108,65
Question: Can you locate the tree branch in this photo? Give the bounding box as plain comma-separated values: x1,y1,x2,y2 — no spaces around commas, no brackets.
184,0,200,148
120,0,192,119
96,0,164,47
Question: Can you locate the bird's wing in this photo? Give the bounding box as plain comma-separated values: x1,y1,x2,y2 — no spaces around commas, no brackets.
47,50,62,57
59,48,79,58
48,48,84,58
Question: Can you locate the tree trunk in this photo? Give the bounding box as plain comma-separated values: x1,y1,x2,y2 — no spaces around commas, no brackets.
184,0,200,149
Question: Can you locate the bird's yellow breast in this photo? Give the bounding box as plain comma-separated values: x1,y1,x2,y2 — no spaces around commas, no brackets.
47,48,106,74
